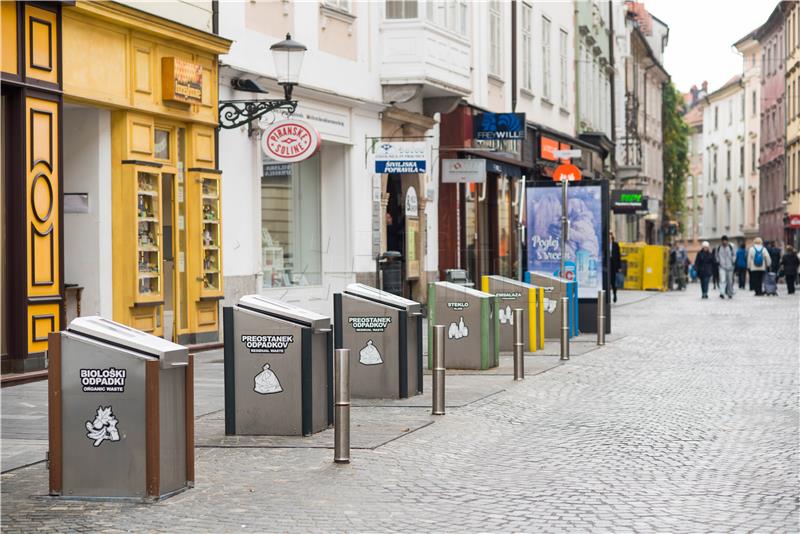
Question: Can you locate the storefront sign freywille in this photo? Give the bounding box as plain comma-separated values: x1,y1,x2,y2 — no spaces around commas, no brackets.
373,142,428,173
261,119,321,163
442,159,487,183
162,57,203,104
473,112,526,141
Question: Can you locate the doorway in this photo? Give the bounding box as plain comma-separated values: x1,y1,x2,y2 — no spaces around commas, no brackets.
161,172,174,341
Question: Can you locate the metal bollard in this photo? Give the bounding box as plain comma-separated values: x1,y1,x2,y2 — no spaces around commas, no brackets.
431,325,445,415
597,289,606,346
334,348,350,464
513,308,524,380
560,296,570,361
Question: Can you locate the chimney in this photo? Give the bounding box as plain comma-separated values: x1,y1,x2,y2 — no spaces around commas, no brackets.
701,80,708,93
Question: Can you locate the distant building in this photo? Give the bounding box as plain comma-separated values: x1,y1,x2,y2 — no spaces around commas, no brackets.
682,82,707,253
785,1,800,247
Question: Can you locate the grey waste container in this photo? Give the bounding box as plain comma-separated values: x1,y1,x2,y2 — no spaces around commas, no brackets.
223,295,333,436
334,283,423,399
526,272,576,339
481,275,544,353
47,316,193,501
427,281,500,370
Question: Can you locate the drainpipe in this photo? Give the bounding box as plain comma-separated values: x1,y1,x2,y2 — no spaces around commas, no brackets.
608,1,616,171
213,0,220,171
511,0,517,112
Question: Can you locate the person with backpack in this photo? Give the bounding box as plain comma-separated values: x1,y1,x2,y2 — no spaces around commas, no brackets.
780,245,799,295
694,241,715,299
715,235,735,299
735,242,748,289
748,237,772,296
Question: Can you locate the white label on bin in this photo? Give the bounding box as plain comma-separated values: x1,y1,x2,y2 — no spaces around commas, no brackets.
446,301,469,311
253,363,283,394
498,306,514,325
86,406,121,447
348,316,392,332
241,334,294,354
447,317,469,339
543,298,557,314
80,368,127,393
359,339,384,366
495,291,522,300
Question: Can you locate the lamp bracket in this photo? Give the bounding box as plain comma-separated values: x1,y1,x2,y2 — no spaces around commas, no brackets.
218,99,298,130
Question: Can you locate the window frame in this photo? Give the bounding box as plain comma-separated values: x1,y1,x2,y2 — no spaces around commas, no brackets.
560,28,568,107
521,3,532,91
542,15,551,100
488,0,502,77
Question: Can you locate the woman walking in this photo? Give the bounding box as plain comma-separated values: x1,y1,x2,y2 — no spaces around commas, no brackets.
747,237,772,296
694,241,715,299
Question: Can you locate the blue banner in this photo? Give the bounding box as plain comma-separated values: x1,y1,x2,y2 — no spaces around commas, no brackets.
375,160,427,173
474,112,526,141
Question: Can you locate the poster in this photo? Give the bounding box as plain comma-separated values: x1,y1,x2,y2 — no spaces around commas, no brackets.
526,185,603,299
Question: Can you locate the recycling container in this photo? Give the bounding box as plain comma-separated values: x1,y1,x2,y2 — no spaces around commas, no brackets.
334,283,423,399
642,244,669,291
481,275,544,352
525,272,579,339
427,281,499,370
47,316,193,501
223,295,332,436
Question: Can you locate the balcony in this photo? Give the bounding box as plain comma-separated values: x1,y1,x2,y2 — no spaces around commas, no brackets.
380,19,472,98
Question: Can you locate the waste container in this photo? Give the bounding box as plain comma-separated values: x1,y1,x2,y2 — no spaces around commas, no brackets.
481,275,544,352
444,268,475,288
525,272,579,339
377,251,403,296
642,244,669,291
47,316,193,500
223,295,332,436
427,281,499,370
620,242,644,290
334,283,423,399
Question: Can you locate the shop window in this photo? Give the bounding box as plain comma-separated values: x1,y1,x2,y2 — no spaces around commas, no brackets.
154,128,170,161
261,153,322,288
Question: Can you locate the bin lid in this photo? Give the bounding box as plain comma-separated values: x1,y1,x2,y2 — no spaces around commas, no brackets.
527,271,570,285
344,283,421,314
435,281,494,298
484,275,540,290
238,295,331,332
67,316,188,368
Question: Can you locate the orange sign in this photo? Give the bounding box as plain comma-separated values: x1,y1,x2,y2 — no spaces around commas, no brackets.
162,57,203,104
552,163,582,182
540,137,559,161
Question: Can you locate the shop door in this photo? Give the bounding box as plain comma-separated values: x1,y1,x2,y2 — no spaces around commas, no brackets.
161,172,175,341
385,174,406,295
462,181,491,283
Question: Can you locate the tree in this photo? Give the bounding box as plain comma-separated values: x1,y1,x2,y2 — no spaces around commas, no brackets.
662,82,690,233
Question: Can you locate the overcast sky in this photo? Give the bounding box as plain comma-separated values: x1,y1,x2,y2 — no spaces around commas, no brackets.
644,0,778,94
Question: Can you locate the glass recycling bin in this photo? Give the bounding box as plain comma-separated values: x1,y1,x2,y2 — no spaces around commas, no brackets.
481,275,544,353
427,281,499,370
223,295,333,436
47,316,193,501
525,272,579,339
334,283,423,399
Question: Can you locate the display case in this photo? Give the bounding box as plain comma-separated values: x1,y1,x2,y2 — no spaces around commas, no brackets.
200,175,223,297
136,170,163,302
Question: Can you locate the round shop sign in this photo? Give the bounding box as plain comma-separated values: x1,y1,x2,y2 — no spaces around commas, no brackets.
261,119,320,163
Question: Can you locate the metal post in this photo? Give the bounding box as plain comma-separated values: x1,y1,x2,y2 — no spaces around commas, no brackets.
432,325,445,415
560,296,570,361
334,348,350,464
560,177,569,278
513,308,524,380
597,289,606,346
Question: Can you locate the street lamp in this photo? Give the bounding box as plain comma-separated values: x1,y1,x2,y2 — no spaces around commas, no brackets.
218,33,307,130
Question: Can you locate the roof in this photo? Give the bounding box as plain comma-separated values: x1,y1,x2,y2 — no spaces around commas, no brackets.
704,74,743,102
755,1,790,41
682,104,703,127
733,28,758,48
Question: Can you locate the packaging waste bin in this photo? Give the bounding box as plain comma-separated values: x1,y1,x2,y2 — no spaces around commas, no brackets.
47,316,193,500
525,272,579,339
334,283,423,399
642,244,669,291
481,275,544,352
427,281,499,370
223,295,332,436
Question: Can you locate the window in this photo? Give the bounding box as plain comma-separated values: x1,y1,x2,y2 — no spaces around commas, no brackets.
740,145,744,176
542,16,551,99
713,152,718,182
489,1,502,76
740,92,745,118
386,0,418,19
752,91,757,116
726,196,731,229
752,142,757,173
714,106,718,130
521,3,532,90
740,193,745,228
726,149,731,180
326,0,351,13
426,0,467,34
560,29,568,107
261,152,322,288
729,100,732,125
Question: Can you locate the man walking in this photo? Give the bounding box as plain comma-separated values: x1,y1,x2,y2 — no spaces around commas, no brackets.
715,235,735,299
780,245,799,294
748,237,772,296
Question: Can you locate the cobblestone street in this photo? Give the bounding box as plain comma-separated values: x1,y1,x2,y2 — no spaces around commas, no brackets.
2,289,798,532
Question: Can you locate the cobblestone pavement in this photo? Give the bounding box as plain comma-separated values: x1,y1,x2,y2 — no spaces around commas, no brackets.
2,289,798,532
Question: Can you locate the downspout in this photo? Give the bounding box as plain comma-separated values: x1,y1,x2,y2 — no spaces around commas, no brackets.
213,0,220,171
608,1,616,173
511,0,517,112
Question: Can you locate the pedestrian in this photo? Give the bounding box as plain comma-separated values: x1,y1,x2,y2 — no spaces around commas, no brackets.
747,237,772,296
695,241,715,299
711,252,719,290
668,243,678,290
768,241,781,274
610,232,622,303
735,241,748,289
677,242,688,290
780,245,799,295
715,235,735,299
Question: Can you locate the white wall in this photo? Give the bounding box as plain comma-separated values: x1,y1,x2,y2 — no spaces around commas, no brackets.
63,106,113,319
118,1,213,32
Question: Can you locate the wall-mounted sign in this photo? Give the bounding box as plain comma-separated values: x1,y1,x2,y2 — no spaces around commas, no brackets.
405,186,419,218
162,57,203,104
552,163,582,182
789,214,800,228
554,149,582,159
374,142,427,173
611,190,646,213
540,137,573,162
442,159,487,183
261,119,321,163
474,112,525,140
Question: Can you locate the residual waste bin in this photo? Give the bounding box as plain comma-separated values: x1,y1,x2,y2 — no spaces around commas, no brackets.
481,275,544,352
427,281,499,370
223,295,332,436
525,272,579,339
334,283,423,399
47,316,193,500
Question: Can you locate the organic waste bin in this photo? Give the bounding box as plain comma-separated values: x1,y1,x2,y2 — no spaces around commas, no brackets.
481,275,544,353
525,272,579,339
334,283,423,399
47,316,193,500
427,281,499,370
223,295,332,436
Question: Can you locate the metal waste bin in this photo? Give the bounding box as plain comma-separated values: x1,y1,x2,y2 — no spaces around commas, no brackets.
377,251,403,296
223,295,332,436
481,275,544,353
427,281,499,370
525,272,579,339
334,283,423,399
47,316,193,500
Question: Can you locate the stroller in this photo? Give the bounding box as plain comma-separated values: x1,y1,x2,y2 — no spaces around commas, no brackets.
763,272,779,296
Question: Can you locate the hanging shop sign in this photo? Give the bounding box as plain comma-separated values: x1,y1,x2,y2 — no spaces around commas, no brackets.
374,142,428,173
161,57,203,104
261,119,321,163
611,190,646,213
552,163,582,182
442,159,487,184
473,112,526,141
540,137,573,162
789,214,800,228
405,186,419,218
